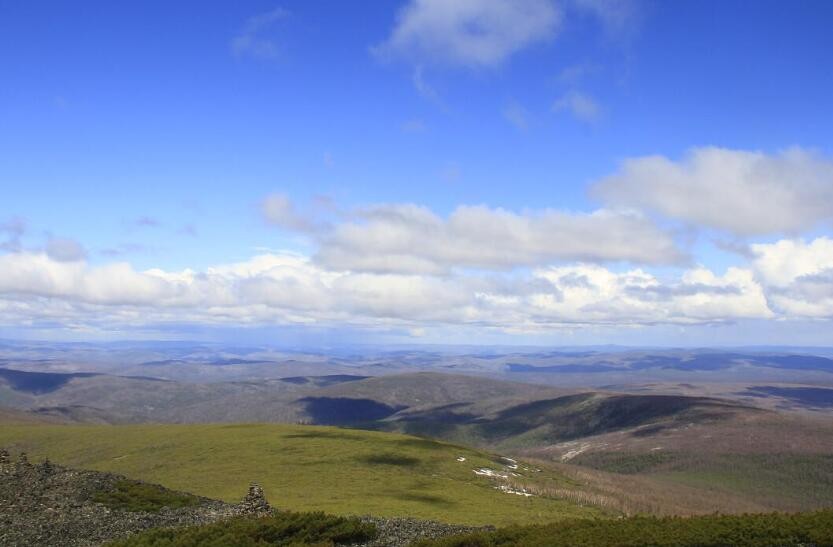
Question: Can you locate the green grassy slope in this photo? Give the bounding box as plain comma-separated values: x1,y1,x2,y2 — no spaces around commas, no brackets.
0,422,600,526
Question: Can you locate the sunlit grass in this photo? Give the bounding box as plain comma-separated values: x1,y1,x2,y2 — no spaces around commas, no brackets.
0,423,600,526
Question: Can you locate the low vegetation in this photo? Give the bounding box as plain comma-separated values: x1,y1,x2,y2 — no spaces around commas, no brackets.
0,423,599,526
105,512,376,547
571,451,833,511
93,480,202,513
415,510,833,546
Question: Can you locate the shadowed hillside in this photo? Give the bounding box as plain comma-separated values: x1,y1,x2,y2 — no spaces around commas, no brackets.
380,392,754,450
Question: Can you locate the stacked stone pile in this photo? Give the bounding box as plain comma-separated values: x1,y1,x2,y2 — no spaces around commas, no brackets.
237,482,272,516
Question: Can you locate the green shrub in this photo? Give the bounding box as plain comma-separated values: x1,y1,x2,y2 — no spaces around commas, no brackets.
416,511,833,546
106,511,377,547
93,480,201,513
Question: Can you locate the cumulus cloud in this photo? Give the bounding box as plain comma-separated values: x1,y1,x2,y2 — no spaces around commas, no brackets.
751,237,833,287
231,7,288,60
750,237,833,318
594,147,833,236
552,90,601,123
533,264,771,325
0,251,776,332
312,204,685,274
375,0,561,68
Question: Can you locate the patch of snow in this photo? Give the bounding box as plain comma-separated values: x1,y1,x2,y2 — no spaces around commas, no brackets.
496,485,534,497
560,443,593,462
473,468,509,479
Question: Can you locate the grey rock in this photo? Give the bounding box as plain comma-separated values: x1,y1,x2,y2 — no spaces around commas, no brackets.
237,482,272,516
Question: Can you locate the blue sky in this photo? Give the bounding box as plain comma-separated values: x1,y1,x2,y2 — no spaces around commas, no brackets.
2,0,833,345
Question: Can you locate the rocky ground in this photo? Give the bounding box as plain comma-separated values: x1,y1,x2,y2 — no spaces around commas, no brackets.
0,449,242,546
0,449,481,546
358,517,484,546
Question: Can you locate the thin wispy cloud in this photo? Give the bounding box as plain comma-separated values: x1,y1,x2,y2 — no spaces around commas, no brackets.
45,237,87,262
261,193,319,233
552,90,601,123
0,217,26,252
401,119,427,133
411,66,442,103
100,243,148,257
572,0,644,42
135,216,161,228
557,63,600,86
179,224,198,237
231,7,288,60
503,101,530,131
375,0,561,68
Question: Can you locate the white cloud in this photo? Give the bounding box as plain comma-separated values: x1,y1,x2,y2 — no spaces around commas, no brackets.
552,90,601,123
312,203,685,274
375,0,561,68
751,237,833,287
533,264,771,325
0,251,776,332
231,7,288,60
594,147,833,236
750,237,833,318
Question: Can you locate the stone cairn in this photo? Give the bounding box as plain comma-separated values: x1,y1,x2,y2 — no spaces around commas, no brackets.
238,482,272,516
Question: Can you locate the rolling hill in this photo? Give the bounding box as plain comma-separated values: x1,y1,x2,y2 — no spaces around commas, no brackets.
0,422,600,527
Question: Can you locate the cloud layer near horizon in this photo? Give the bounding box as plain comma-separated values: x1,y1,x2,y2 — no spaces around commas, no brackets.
4,144,833,336
3,236,833,333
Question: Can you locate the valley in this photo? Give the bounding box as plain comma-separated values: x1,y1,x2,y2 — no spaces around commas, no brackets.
3,340,833,527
